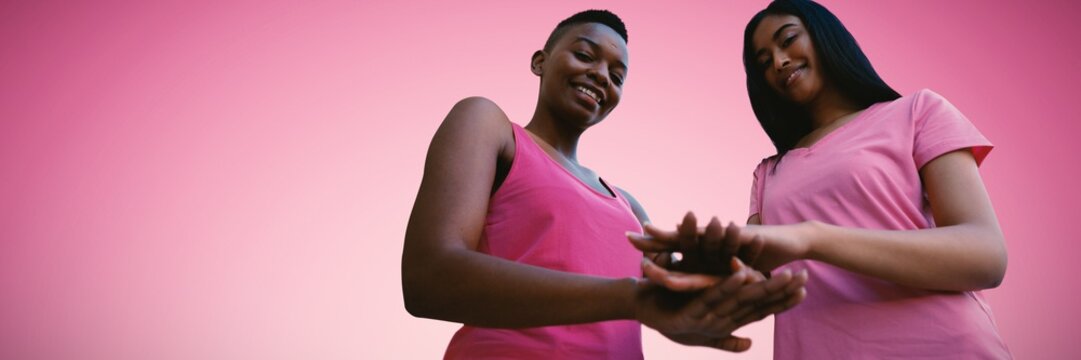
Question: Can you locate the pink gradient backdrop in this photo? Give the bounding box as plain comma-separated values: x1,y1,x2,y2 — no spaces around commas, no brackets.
1,0,1077,359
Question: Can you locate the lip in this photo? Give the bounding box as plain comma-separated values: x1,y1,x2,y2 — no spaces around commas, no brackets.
780,65,806,89
571,81,606,106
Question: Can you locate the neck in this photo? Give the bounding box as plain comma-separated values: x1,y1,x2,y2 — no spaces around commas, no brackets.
806,88,863,130
525,105,584,163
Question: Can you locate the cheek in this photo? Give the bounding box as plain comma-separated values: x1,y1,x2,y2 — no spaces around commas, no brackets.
797,42,817,66
763,73,782,93
607,91,621,108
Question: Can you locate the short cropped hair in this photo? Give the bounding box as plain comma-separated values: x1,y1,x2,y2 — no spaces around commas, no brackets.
543,9,628,52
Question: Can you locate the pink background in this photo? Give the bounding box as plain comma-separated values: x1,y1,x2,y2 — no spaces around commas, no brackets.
2,0,1078,358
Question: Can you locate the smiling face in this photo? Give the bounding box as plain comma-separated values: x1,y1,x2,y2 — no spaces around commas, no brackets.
532,23,628,128
752,14,826,106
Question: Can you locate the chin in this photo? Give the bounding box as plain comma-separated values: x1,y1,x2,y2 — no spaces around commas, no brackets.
788,94,812,106
783,87,817,106
556,105,596,125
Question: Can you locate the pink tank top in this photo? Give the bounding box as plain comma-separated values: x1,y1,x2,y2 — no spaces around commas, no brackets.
443,123,644,359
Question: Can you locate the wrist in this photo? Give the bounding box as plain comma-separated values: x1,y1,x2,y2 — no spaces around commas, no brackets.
800,220,829,261
620,276,645,321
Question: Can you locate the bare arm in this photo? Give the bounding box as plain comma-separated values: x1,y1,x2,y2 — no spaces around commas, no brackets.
403,99,809,349
401,97,636,328
801,150,1006,291
737,150,1006,291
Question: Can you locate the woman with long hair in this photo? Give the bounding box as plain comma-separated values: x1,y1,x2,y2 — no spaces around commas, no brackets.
633,0,1011,357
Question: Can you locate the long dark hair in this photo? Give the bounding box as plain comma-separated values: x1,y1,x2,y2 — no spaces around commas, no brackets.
743,0,900,157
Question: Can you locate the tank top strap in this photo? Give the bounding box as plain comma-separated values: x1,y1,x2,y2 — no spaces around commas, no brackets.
510,122,628,202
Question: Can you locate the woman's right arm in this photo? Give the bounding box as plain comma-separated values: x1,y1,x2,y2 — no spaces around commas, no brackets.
403,98,805,348
401,97,640,328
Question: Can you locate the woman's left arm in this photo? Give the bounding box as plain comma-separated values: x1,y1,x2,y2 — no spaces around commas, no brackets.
756,149,1006,292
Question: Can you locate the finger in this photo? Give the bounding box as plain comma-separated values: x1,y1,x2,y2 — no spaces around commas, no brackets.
735,275,806,322
642,257,719,292
652,252,674,269
754,270,796,303
785,287,807,308
702,217,725,272
705,265,768,320
763,269,796,293
678,212,699,263
628,231,678,252
734,286,807,325
711,335,752,353
724,222,743,252
784,269,808,292
759,287,789,304
718,267,750,296
730,258,767,284
737,269,793,303
728,302,756,322
698,313,738,338
641,256,670,279
729,256,742,273
746,268,768,283
733,296,783,326
662,333,751,353
756,271,797,303
697,271,750,313
734,282,808,325
684,274,744,319
695,261,770,316
722,221,742,263
643,223,682,244
645,251,660,263
661,333,713,347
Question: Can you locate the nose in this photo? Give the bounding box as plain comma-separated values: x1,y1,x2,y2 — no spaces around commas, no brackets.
772,50,791,71
586,63,610,87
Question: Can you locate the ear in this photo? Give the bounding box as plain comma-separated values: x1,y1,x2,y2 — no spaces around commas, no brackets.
530,50,546,76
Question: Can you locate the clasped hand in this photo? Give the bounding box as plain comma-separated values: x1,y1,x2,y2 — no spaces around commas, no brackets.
627,212,808,352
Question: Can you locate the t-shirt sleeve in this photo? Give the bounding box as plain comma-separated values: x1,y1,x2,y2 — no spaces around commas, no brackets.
912,89,993,168
748,159,770,219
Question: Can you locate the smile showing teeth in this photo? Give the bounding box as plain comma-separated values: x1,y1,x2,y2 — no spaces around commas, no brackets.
785,67,803,87
576,86,602,104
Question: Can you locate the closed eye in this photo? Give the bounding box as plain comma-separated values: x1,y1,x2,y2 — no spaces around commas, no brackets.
782,34,797,47
612,73,624,86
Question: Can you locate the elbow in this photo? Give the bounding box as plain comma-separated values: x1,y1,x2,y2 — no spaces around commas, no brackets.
401,255,433,318
973,235,1008,290
982,250,1008,289
402,276,420,317
402,266,438,319
402,255,456,320
402,245,470,320
953,259,1004,292
977,266,1005,290
403,289,428,319
984,276,1004,290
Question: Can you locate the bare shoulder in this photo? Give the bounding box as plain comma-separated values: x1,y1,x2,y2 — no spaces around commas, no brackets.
441,97,512,135
429,96,516,158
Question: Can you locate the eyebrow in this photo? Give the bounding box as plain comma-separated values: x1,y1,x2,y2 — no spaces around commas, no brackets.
755,23,798,58
574,36,627,71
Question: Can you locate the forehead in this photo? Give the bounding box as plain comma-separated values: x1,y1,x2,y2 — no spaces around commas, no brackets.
752,14,804,49
555,23,629,63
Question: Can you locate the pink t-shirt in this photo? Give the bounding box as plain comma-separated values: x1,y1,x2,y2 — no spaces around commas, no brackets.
443,123,644,359
749,89,1011,359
